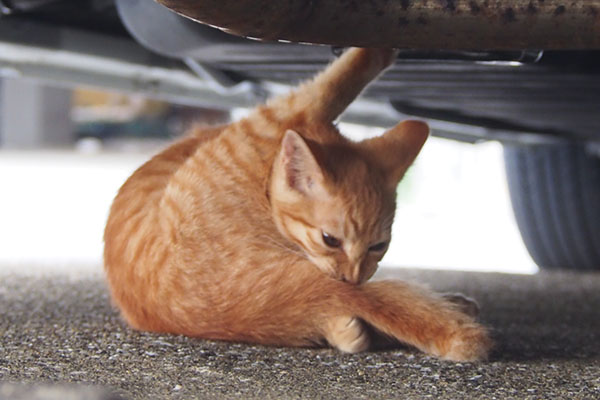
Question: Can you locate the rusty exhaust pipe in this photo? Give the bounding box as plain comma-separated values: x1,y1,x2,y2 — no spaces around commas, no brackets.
155,0,600,50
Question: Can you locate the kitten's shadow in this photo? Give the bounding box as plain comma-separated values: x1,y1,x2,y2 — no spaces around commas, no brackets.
376,269,600,362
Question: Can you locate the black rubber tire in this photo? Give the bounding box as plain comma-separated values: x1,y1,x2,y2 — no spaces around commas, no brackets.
503,144,600,271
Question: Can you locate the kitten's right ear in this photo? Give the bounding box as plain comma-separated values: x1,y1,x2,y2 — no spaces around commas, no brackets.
364,120,429,188
277,130,327,197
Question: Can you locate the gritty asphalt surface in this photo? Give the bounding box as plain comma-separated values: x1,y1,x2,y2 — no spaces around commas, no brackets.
1,265,599,399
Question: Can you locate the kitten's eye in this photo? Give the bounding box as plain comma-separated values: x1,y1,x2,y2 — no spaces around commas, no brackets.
322,232,342,248
368,242,388,252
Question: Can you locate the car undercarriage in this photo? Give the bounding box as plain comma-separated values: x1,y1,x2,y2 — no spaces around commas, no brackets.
0,0,598,270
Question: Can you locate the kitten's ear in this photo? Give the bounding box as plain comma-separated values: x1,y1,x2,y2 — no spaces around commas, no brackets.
364,120,429,188
277,130,327,196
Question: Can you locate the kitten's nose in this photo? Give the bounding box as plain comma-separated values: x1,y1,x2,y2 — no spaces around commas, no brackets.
341,266,361,285
341,275,359,285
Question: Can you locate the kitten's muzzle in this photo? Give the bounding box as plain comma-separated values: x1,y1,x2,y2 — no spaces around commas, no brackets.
339,269,362,285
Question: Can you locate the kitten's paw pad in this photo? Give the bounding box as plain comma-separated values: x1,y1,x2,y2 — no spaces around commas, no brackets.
443,293,480,318
326,316,370,353
444,324,493,362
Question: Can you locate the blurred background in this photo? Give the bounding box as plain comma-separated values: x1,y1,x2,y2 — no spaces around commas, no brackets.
0,80,537,274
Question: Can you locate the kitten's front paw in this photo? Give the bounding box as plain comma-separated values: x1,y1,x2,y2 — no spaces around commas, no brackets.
325,316,370,353
443,324,493,362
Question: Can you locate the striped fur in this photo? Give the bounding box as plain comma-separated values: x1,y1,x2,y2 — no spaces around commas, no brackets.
104,48,492,361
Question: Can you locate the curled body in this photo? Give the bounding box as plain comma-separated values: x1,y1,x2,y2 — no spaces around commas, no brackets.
104,48,492,361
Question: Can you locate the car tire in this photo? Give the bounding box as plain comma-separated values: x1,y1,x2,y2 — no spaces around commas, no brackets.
503,144,600,271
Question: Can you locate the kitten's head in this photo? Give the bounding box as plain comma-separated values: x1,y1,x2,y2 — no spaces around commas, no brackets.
269,120,428,284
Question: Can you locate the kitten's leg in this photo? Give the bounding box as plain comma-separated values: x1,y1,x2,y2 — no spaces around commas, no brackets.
267,48,397,123
174,263,489,361
324,316,370,353
355,294,482,352
344,280,493,361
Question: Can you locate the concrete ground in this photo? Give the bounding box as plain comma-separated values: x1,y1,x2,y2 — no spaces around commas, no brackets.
1,266,599,399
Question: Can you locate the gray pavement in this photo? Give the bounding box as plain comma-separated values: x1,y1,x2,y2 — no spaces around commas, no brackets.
1,266,599,399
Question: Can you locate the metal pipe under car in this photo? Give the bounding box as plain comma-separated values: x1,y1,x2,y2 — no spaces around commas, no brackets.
156,0,600,50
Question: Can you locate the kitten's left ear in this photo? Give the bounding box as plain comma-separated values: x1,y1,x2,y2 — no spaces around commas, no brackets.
276,130,327,197
364,120,429,188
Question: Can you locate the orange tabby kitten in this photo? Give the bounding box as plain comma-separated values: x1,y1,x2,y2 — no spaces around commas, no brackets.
104,48,492,361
